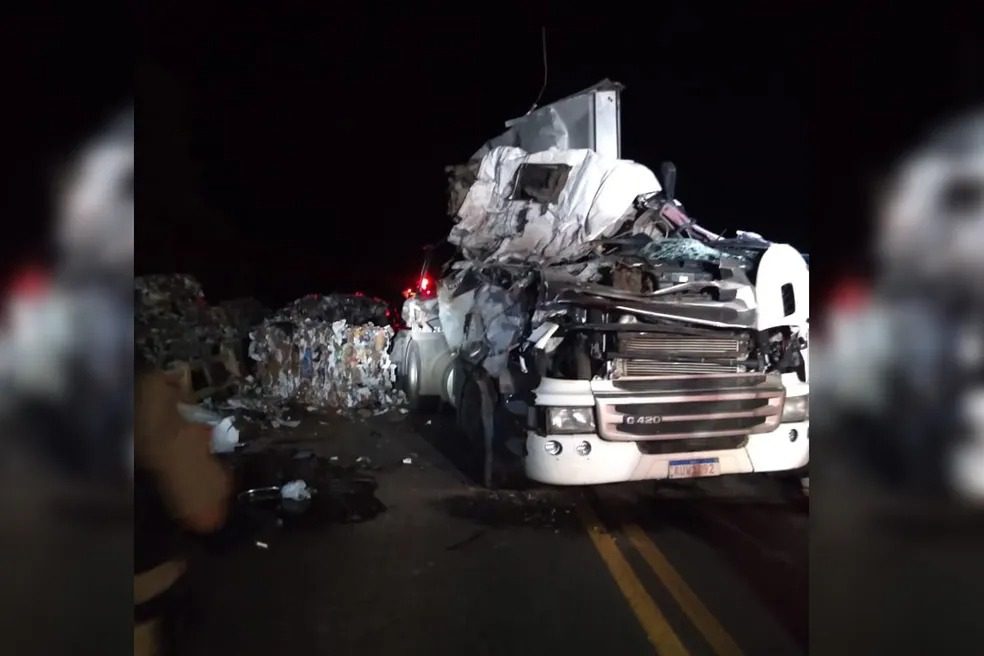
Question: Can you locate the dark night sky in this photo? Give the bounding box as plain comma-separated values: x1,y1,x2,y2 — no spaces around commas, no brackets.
29,4,972,310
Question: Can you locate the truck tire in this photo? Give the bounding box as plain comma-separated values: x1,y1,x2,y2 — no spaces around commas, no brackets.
457,369,485,449
404,340,439,412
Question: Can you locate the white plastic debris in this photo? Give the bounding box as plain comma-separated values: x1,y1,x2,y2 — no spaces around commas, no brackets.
402,457,413,465
280,479,312,501
425,420,432,426
177,403,239,453
211,416,240,454
255,541,269,550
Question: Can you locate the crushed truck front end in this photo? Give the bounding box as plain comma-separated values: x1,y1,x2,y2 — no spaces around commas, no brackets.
521,240,810,486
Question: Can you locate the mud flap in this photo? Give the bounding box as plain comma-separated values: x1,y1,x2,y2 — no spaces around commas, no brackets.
476,376,496,489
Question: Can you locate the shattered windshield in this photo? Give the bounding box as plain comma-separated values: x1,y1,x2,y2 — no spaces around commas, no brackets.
638,237,724,263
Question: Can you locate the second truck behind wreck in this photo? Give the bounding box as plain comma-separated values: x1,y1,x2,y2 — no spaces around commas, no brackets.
392,81,809,486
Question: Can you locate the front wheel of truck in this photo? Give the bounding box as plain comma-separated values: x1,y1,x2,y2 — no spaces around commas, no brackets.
456,368,486,449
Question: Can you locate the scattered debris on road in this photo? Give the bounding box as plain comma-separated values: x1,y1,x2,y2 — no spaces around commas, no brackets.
280,479,313,501
213,449,387,550
202,394,300,433
439,489,578,532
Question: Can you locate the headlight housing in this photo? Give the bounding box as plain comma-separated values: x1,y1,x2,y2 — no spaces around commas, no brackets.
781,395,809,423
546,407,596,434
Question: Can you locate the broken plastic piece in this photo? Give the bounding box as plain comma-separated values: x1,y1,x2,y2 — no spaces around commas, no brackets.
211,416,240,454
280,480,312,501
177,403,240,453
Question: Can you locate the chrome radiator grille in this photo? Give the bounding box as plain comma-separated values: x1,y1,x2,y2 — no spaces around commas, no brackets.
596,373,785,441
613,332,751,377
617,359,743,376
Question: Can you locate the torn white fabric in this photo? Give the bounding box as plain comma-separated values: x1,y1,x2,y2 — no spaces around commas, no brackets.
449,147,659,263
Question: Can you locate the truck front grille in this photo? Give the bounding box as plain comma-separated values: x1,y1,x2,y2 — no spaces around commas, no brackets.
596,373,785,441
616,359,743,376
613,331,751,377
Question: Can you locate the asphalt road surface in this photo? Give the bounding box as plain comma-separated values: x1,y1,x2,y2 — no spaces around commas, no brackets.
179,407,807,656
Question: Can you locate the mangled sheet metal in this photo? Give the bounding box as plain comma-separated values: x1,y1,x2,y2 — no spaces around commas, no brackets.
437,142,785,378
465,281,531,376
472,79,623,161
249,294,403,411
422,77,811,388
449,147,659,264
401,297,440,333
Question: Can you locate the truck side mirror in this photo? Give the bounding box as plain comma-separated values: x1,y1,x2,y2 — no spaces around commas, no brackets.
660,161,677,202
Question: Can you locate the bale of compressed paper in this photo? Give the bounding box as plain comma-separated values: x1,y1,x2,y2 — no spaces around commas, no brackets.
248,294,403,411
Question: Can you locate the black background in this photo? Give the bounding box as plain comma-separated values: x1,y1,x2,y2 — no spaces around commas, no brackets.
135,5,983,310
3,5,981,308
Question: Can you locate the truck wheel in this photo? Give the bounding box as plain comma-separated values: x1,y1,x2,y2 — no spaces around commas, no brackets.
457,369,485,448
404,340,438,412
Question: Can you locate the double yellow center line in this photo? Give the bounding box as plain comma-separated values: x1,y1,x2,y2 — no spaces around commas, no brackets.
577,496,743,656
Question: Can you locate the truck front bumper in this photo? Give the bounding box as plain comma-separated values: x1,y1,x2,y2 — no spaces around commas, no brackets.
525,421,809,485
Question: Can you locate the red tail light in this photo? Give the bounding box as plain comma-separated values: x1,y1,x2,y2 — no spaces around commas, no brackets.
417,275,436,297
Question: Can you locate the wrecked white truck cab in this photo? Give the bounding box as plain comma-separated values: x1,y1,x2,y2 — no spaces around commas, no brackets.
394,82,809,486
520,238,810,486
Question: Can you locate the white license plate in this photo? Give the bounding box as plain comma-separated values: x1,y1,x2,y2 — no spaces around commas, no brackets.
668,457,720,479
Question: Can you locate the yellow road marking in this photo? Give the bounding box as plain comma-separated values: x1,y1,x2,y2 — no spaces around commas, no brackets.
625,523,744,656
577,498,690,656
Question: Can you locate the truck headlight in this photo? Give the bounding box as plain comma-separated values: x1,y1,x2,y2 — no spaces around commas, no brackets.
782,395,809,423
546,407,595,434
